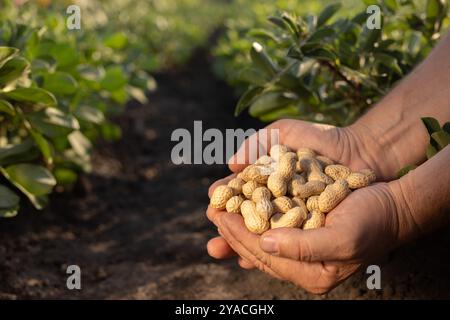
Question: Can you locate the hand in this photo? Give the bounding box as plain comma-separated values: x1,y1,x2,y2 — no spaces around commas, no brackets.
207,119,396,272
215,181,405,294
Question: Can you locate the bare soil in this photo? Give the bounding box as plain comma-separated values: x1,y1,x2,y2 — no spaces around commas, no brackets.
0,50,449,299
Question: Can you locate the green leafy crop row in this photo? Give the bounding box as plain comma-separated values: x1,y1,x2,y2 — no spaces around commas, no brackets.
214,0,449,126
0,0,152,217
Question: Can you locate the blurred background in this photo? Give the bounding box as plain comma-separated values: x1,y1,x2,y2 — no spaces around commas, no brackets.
0,0,449,299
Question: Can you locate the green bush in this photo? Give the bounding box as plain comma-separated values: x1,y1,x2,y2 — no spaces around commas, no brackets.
0,1,151,217
215,0,448,125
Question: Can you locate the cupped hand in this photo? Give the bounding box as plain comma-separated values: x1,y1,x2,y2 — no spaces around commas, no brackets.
214,181,404,294
207,118,393,269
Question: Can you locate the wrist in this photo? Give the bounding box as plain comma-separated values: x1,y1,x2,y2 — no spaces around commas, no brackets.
386,177,422,245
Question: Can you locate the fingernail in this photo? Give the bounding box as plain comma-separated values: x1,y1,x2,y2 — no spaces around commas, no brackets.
260,236,278,254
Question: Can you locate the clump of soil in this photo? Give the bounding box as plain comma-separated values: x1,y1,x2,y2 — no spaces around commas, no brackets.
0,50,449,299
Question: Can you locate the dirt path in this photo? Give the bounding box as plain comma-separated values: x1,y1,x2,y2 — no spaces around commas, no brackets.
0,50,449,299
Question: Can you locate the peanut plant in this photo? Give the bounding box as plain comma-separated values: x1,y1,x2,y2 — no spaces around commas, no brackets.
222,0,448,125
0,1,151,217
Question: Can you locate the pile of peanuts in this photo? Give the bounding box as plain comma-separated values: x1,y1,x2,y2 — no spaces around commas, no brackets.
210,144,376,234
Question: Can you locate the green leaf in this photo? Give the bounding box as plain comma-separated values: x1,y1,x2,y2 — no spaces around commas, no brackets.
426,0,442,21
0,99,15,115
268,16,288,30
2,87,57,107
250,42,278,77
103,32,128,50
100,66,127,91
27,108,79,137
431,130,450,150
100,122,122,141
0,205,19,218
443,122,450,134
0,139,39,166
307,27,335,43
68,130,92,157
42,71,78,95
397,164,417,178
359,26,382,51
46,42,78,68
375,53,403,75
426,143,438,159
317,3,342,27
0,47,18,69
421,117,441,135
235,87,264,116
75,105,105,124
28,128,53,165
249,92,294,117
0,57,30,85
303,47,336,61
247,29,279,42
383,0,398,12
1,164,56,209
53,167,77,187
0,184,20,209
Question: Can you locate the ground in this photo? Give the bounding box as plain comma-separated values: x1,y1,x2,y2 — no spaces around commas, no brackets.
0,50,449,299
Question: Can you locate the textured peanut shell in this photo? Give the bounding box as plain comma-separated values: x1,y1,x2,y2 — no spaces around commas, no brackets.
252,187,271,203
296,148,316,160
287,175,306,196
306,195,320,212
270,144,290,162
267,172,287,197
325,164,352,181
270,206,307,229
278,152,297,180
291,196,306,208
318,179,350,212
291,180,326,198
256,198,274,220
241,165,271,184
210,185,234,210
255,155,274,165
227,177,245,195
346,172,370,189
302,210,325,230
242,180,262,199
272,196,293,213
301,157,333,184
241,200,270,234
316,155,334,167
226,195,244,214
360,169,376,183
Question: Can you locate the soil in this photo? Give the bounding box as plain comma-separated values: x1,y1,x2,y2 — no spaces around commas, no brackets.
0,49,449,300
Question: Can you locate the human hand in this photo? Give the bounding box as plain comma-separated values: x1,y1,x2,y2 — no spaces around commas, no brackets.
207,118,394,268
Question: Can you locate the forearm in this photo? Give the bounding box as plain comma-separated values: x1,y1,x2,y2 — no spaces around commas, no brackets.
350,31,450,179
390,145,450,243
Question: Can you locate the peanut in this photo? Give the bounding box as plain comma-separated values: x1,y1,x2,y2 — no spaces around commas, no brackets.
227,177,245,195
306,195,320,212
318,179,350,212
270,205,307,229
255,155,274,165
270,144,290,162
251,186,271,203
210,185,234,210
301,157,333,184
316,155,334,167
277,152,297,180
226,195,244,214
256,198,274,220
325,164,351,181
241,200,270,234
291,180,326,199
242,180,262,199
272,196,293,213
296,147,315,160
287,174,306,196
346,169,376,189
267,172,287,197
302,210,326,230
291,196,306,208
241,165,272,184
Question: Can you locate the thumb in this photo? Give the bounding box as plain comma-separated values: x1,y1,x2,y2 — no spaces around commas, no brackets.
259,227,346,262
